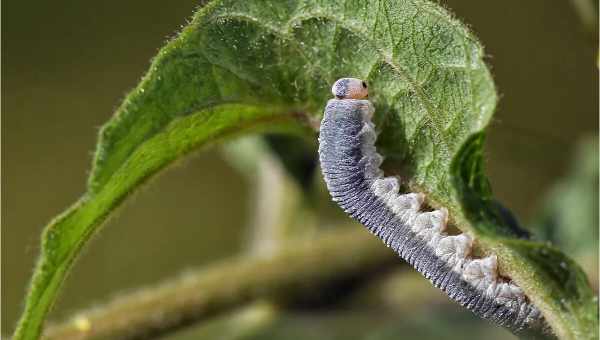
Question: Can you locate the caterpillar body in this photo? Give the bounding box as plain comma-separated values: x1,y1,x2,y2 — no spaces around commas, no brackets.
318,78,542,332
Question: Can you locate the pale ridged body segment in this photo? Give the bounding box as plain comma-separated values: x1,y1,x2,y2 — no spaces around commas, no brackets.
318,79,543,332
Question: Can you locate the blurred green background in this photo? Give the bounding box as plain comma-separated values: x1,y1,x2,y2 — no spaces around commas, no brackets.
2,0,598,338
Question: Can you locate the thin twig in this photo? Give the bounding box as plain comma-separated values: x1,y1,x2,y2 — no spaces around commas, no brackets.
42,227,396,340
157,301,279,340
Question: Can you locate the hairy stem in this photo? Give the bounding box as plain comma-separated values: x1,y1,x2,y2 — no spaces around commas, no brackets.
42,227,395,340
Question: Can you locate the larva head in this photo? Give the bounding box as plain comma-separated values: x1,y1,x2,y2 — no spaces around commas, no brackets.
331,78,368,99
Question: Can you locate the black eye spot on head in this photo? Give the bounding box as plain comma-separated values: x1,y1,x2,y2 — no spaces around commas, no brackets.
362,81,367,88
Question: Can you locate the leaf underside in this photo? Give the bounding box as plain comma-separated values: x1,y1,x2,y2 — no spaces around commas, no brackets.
14,1,597,339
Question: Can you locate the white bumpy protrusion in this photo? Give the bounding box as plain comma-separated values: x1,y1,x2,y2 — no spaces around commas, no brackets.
435,234,472,269
372,178,400,200
413,209,448,243
495,282,525,308
463,256,498,294
353,102,537,314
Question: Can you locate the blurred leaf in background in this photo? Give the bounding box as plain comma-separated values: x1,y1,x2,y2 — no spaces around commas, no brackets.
532,136,599,288
570,0,599,36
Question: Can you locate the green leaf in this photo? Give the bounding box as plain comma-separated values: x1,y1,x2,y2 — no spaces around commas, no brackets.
451,134,598,340
14,1,596,339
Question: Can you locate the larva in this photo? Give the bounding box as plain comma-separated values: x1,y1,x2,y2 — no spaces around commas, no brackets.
318,78,542,332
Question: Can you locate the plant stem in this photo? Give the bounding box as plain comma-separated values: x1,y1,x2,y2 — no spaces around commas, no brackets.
42,227,395,339
158,301,279,340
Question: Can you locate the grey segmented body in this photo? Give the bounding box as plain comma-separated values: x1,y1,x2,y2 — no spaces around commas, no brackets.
318,78,542,332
